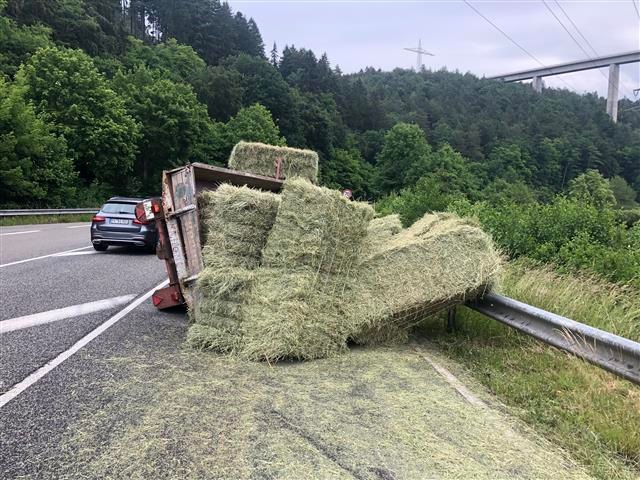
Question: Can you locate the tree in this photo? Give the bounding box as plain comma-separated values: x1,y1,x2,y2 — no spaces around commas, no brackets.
609,175,637,209
121,37,206,84
376,123,431,193
0,77,75,207
17,46,140,190
0,1,52,77
224,54,300,143
270,42,278,68
224,103,285,148
322,148,375,198
568,169,616,209
6,0,127,55
112,66,217,192
192,65,244,122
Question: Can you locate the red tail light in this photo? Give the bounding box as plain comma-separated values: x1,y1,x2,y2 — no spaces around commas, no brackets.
92,215,105,223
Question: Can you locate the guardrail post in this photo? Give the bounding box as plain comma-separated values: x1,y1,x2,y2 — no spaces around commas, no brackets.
446,307,457,333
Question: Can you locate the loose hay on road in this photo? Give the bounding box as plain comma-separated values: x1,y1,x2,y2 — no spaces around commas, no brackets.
58,342,592,480
228,142,319,183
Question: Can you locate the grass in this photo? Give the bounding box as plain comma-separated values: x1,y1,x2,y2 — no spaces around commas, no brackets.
420,260,640,480
0,214,93,226
58,342,590,479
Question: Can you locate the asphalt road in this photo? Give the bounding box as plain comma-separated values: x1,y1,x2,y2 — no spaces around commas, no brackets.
0,222,591,479
0,222,180,478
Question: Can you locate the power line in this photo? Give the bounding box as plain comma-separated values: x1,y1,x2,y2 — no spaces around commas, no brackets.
544,0,637,98
463,0,579,92
542,1,592,59
632,0,640,19
553,0,599,57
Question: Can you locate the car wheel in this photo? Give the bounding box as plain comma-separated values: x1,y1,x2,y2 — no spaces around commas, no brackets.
93,243,108,251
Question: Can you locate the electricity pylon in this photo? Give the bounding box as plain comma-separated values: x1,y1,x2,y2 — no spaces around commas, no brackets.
404,39,434,69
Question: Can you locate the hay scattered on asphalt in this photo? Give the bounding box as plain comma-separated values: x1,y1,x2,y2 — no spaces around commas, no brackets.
188,185,280,353
241,178,374,361
228,141,319,183
59,344,593,480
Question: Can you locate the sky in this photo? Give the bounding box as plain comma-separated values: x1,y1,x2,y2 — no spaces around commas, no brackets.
228,0,640,99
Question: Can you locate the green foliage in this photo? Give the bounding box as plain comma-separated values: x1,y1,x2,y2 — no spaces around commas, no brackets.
142,0,264,65
225,103,284,147
0,5,51,77
17,46,140,190
609,175,638,208
569,169,616,209
376,122,432,193
192,65,243,121
0,77,75,207
112,66,218,193
121,37,206,84
321,147,375,198
448,197,639,286
209,104,285,163
6,0,127,55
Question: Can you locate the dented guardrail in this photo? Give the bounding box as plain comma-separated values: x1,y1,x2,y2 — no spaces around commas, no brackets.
468,292,640,385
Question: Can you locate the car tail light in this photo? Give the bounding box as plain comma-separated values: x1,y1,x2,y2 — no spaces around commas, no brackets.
92,215,105,223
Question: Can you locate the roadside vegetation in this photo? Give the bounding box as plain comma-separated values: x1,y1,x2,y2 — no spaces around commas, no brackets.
0,213,93,226
421,261,640,480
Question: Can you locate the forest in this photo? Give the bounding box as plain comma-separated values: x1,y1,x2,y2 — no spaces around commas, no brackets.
1,0,639,284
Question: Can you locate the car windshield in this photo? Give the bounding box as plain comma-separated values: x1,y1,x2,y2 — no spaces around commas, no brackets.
102,202,136,215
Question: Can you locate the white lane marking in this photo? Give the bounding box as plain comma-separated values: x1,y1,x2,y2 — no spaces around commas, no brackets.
0,295,137,334
0,246,92,268
0,230,41,237
67,225,90,229
52,251,97,257
0,279,169,409
412,346,486,408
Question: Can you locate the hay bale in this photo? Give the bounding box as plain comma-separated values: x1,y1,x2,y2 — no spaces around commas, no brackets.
363,214,403,254
228,141,319,184
188,185,280,352
241,178,374,362
351,213,501,345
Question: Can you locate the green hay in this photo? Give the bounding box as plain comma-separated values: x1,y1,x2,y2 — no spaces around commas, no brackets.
241,178,374,362
58,344,593,479
228,141,319,183
188,185,280,353
350,213,502,345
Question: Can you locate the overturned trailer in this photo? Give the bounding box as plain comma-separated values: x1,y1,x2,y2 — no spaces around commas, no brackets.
136,163,283,310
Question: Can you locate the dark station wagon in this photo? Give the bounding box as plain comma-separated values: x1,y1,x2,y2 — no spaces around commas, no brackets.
90,197,158,252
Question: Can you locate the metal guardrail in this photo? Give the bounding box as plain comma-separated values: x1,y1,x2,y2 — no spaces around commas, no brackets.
0,208,98,217
468,292,640,385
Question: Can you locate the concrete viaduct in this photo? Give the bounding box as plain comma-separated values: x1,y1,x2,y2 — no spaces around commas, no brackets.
488,50,640,123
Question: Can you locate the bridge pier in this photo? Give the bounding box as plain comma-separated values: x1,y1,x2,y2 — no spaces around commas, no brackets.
606,63,620,123
532,76,543,93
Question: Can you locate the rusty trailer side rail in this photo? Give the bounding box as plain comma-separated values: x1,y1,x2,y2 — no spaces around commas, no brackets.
467,292,640,385
156,163,283,309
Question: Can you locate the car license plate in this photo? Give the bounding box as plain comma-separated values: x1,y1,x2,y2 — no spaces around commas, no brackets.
110,218,130,225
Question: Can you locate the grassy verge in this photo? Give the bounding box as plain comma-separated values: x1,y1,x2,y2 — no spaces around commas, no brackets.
0,214,94,226
421,261,640,480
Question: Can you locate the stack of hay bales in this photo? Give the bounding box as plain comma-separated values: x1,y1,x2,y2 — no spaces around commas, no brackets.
187,185,280,353
241,178,374,361
351,213,501,344
228,142,319,184
189,176,501,362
